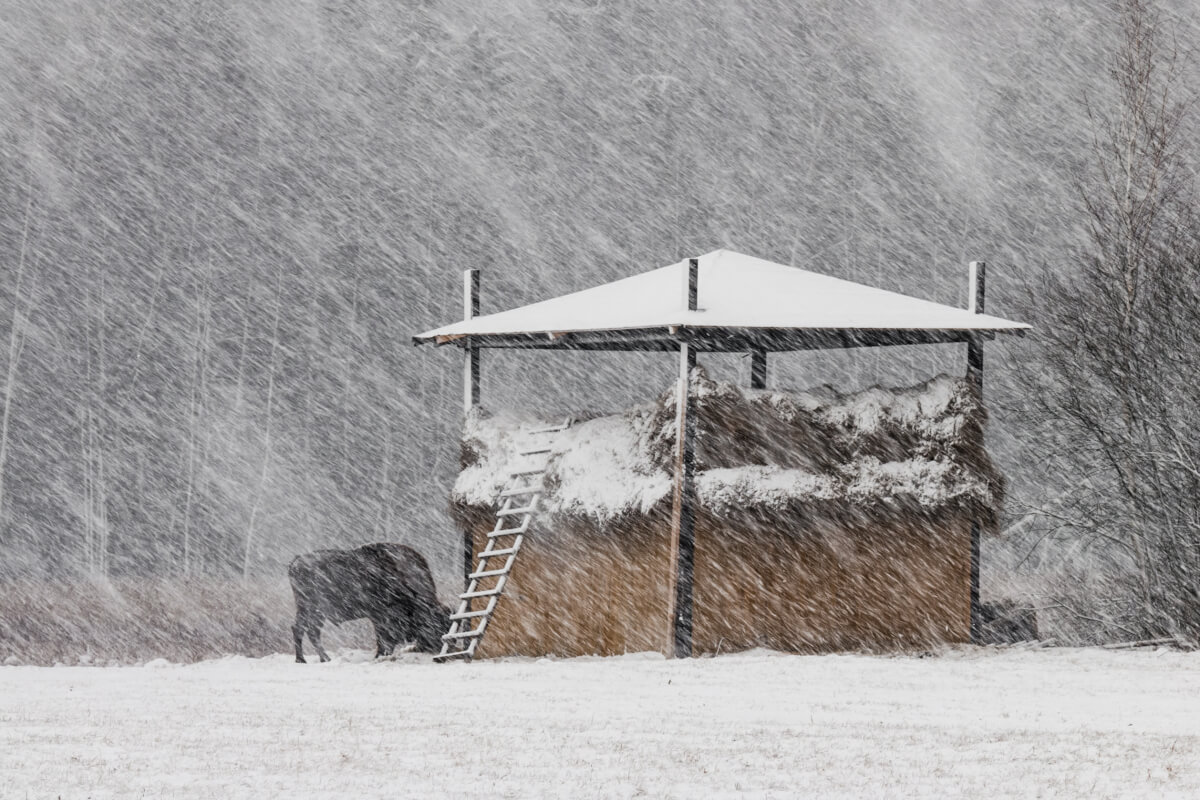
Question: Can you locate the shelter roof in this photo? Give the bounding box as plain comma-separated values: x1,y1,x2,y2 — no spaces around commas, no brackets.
413,250,1030,352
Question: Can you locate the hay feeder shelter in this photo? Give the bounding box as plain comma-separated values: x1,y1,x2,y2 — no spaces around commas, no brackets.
414,250,1029,658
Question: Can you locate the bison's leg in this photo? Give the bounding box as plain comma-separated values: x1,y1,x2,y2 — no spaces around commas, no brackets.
293,605,317,664
373,616,399,658
373,621,387,658
391,606,419,656
293,621,306,663
309,621,330,663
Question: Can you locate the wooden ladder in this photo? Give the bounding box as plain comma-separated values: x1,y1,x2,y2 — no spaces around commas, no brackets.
434,418,571,662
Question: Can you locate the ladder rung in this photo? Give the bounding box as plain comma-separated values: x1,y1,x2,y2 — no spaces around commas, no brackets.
480,546,518,558
496,505,536,517
459,588,502,599
456,575,507,607
433,650,471,661
509,467,546,477
468,567,509,580
450,609,491,620
500,485,542,498
443,628,483,640
489,521,529,537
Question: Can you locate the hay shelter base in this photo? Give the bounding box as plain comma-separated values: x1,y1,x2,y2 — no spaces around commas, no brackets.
451,370,1003,657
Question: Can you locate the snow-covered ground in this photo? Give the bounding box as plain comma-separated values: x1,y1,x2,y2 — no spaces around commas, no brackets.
2,646,1198,798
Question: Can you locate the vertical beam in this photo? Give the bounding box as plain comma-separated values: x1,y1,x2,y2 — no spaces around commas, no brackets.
667,257,699,658
750,348,767,390
967,261,985,393
966,261,985,644
462,269,480,591
968,260,986,314
668,341,697,658
462,269,480,413
685,257,699,311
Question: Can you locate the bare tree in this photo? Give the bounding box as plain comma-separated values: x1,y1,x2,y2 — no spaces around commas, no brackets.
242,265,284,581
81,261,111,578
180,254,214,577
1028,0,1200,641
0,193,37,528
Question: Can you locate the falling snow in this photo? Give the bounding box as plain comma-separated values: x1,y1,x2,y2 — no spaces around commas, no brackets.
3,0,1200,795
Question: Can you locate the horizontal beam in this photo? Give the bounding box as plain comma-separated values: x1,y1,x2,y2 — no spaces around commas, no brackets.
412,326,1015,353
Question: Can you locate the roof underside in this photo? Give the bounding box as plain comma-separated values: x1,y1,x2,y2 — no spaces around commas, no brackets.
413,250,1030,352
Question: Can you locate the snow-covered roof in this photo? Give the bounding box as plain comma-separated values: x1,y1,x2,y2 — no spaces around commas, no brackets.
415,250,1029,348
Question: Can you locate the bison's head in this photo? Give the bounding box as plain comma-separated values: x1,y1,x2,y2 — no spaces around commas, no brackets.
414,602,452,654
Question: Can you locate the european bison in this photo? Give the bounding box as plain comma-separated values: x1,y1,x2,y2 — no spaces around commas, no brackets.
288,543,450,662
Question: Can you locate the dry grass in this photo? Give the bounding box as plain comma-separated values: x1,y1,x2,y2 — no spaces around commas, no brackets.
0,577,376,665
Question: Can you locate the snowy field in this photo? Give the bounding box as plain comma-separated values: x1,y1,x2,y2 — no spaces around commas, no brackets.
2,647,1199,799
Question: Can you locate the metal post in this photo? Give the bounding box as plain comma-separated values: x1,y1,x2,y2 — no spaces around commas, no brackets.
462,269,480,413
462,269,480,592
967,261,985,644
685,257,699,311
750,348,767,390
668,258,699,658
968,261,985,315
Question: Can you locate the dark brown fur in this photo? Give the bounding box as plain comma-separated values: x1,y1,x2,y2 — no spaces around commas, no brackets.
288,543,450,662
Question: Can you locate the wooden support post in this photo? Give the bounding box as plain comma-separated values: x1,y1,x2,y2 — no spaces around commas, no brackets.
967,261,985,644
462,268,480,592
668,258,699,658
750,348,767,390
669,343,697,658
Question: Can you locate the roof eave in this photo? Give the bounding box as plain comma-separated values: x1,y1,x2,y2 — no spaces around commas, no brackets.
412,324,1029,352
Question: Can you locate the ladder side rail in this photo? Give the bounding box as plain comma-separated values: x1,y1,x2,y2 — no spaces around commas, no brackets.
436,419,571,662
